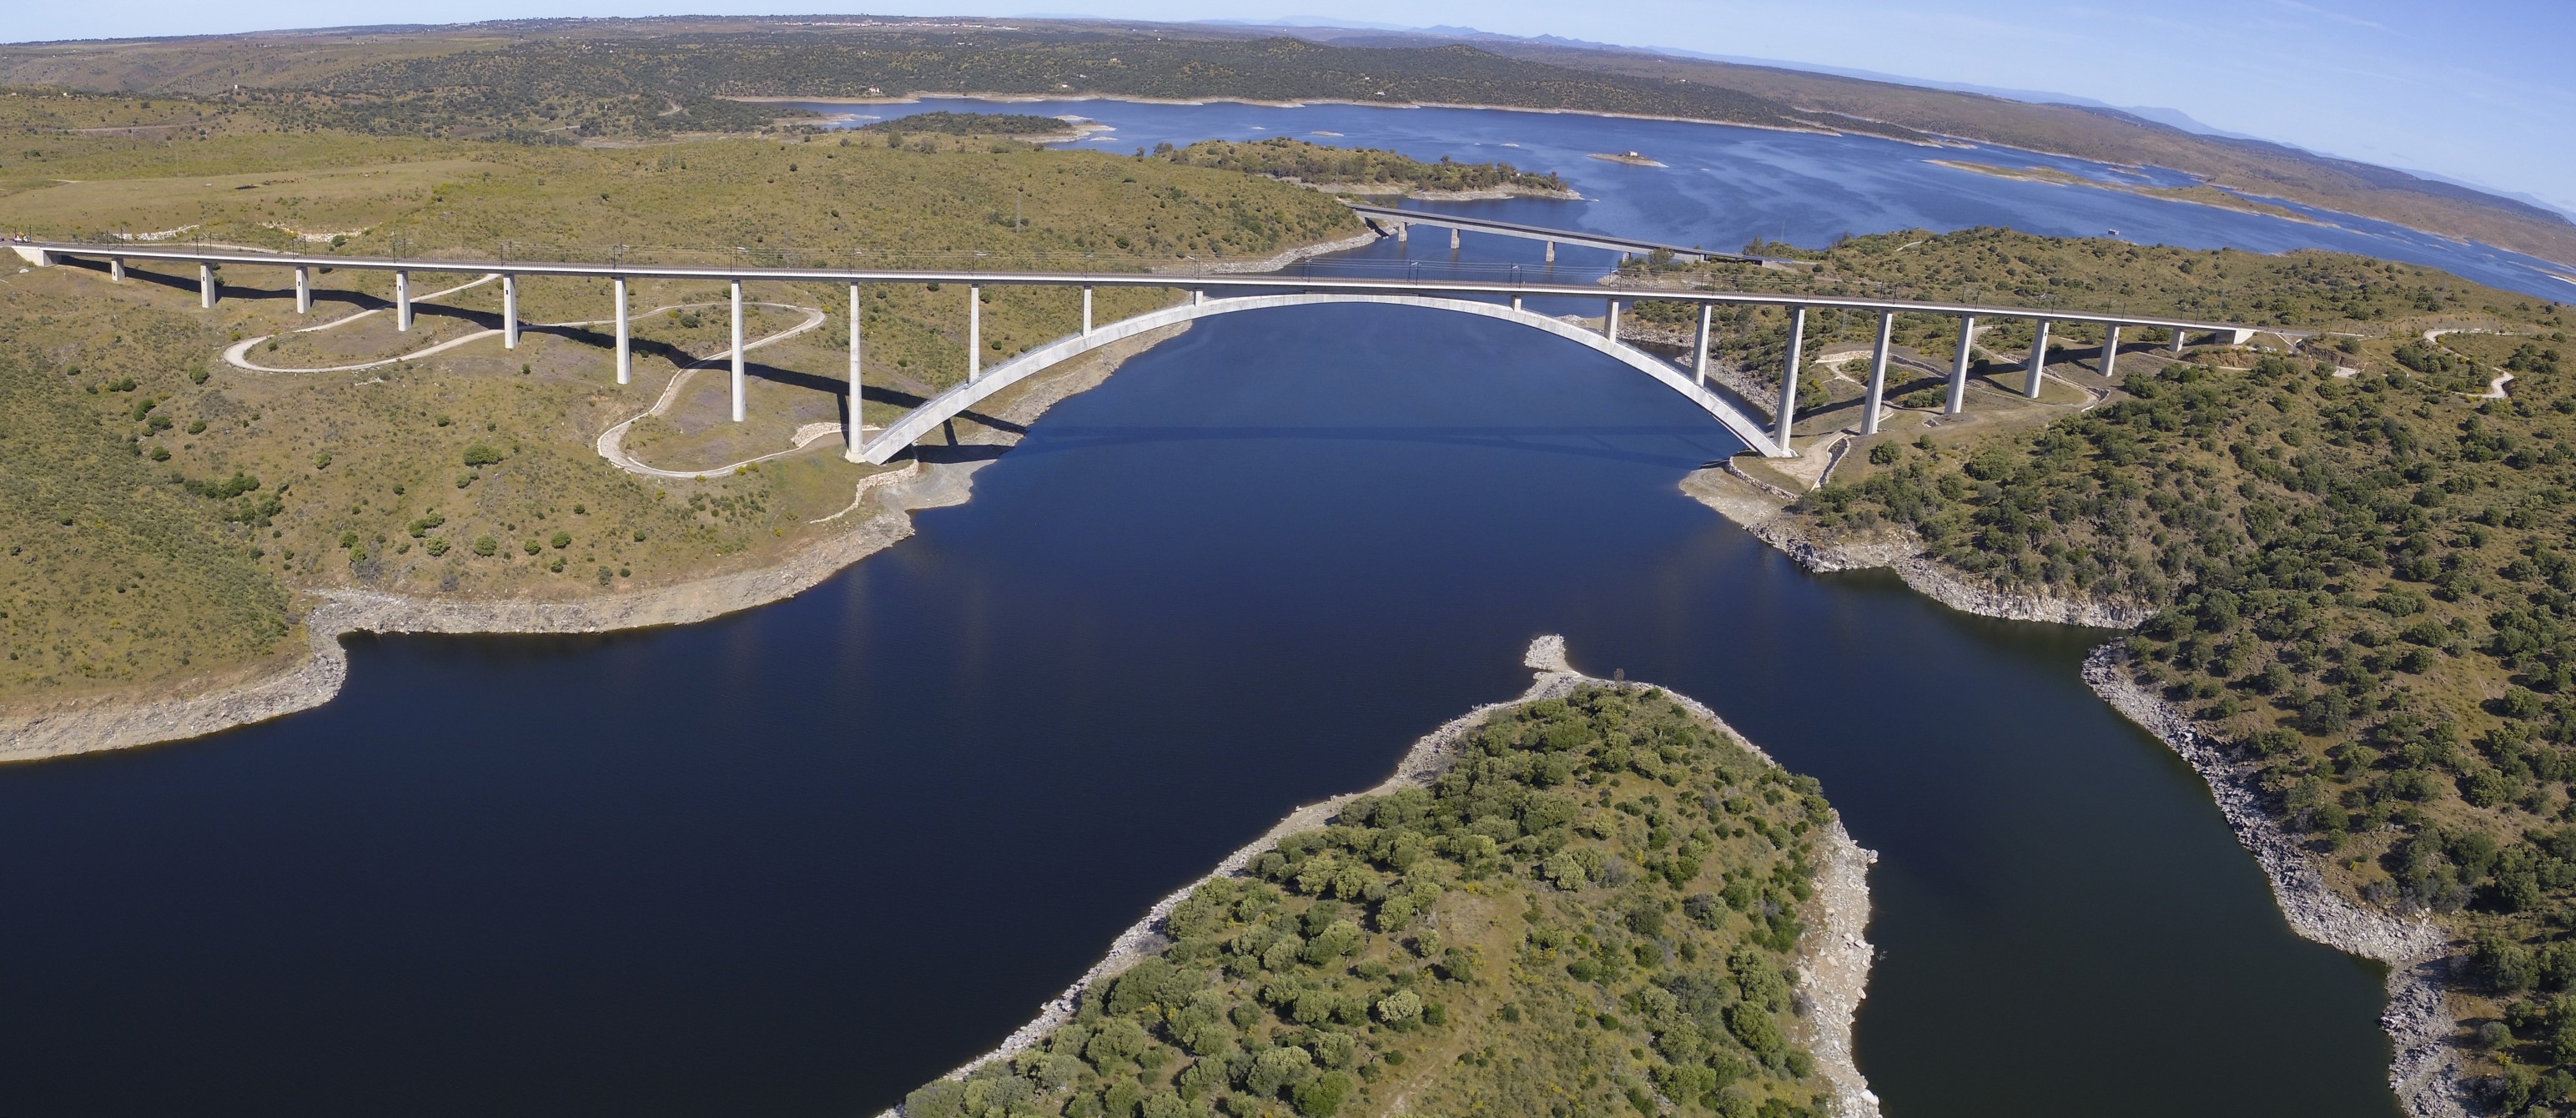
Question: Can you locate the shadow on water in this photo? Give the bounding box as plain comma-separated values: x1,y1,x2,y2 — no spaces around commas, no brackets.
0,304,2399,1117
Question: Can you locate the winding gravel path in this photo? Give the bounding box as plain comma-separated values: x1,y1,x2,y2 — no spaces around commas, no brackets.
591,302,835,480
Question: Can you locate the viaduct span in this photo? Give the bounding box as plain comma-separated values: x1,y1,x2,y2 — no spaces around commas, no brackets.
10,238,2263,466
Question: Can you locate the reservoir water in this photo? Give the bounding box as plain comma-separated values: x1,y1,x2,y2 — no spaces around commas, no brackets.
0,98,2488,1116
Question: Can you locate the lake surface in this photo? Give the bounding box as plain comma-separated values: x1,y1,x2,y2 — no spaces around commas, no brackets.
817,95,2574,300
0,101,2433,1117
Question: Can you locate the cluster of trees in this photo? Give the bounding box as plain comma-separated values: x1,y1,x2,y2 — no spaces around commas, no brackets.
859,112,1070,136
1155,138,1567,194
1781,258,2576,1105
904,685,1839,1118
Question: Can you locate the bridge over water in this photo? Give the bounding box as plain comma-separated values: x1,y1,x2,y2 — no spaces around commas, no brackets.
12,237,2261,465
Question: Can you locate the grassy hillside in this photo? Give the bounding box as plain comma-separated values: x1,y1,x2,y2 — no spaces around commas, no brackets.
1619,227,2565,421
0,91,1375,703
903,683,1845,1118
0,286,294,695
1711,232,2574,1109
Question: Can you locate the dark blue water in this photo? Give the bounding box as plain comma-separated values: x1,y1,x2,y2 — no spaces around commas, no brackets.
0,305,2397,1116
813,96,2576,299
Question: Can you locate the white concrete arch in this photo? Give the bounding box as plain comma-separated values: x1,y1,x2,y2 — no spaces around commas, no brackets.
856,293,1788,464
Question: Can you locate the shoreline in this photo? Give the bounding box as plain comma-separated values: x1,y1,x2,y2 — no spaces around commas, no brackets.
883,633,1880,1118
723,93,2576,267
0,317,1200,763
1679,466,2467,1117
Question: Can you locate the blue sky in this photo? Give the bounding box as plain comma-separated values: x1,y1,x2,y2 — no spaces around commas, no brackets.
18,1,2573,215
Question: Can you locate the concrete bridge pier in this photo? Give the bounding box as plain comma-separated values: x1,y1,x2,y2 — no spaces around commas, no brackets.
729,280,746,422
1081,285,1094,337
1862,310,1894,436
199,263,216,309
2025,318,2051,399
501,274,519,349
848,282,863,453
2171,328,2186,355
1450,227,1461,252
395,270,411,331
1190,289,1205,307
1510,295,1523,313
1605,298,1620,341
613,277,631,385
294,266,311,314
1775,306,1806,451
1693,303,1713,387
968,284,982,382
865,282,875,451
1945,315,1975,415
2100,325,2121,380
109,257,123,282
1396,224,1407,244
1543,240,1554,264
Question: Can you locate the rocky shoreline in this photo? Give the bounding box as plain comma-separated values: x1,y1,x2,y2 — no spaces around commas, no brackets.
884,634,1882,1118
1681,467,2469,1118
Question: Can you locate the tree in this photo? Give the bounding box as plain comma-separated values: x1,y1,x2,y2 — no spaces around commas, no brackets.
472,535,498,557
461,443,504,466
1291,1072,1353,1117
550,531,571,549
1245,1045,1313,1097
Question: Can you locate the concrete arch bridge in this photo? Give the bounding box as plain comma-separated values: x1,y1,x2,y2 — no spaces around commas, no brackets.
11,239,2265,466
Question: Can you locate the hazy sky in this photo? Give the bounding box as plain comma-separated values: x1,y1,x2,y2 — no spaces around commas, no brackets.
18,1,2573,214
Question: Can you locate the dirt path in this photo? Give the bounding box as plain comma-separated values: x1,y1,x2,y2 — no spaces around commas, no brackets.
591,302,833,480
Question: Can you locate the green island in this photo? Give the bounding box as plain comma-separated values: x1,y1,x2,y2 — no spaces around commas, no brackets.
1663,228,2576,1110
1154,137,1575,198
904,672,1857,1118
858,112,1081,138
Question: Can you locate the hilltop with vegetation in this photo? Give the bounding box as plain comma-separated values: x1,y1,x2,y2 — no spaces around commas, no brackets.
1668,227,2573,1110
2,16,2566,264
905,680,1856,1118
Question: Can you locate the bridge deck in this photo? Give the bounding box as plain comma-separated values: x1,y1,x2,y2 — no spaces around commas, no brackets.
16,241,2260,336
1341,203,1753,263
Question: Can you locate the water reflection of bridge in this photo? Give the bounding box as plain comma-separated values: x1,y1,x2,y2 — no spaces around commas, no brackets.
13,236,2261,462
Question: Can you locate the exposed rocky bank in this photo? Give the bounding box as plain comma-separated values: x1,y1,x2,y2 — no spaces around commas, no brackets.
1682,465,2469,1118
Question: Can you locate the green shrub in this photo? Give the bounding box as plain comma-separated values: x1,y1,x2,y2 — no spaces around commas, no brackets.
471,535,498,556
